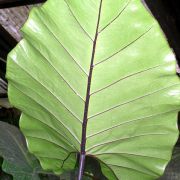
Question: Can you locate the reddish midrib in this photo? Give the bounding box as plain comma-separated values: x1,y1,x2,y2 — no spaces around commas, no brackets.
78,0,103,179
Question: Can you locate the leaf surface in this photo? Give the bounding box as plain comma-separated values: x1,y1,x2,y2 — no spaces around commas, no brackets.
6,0,180,179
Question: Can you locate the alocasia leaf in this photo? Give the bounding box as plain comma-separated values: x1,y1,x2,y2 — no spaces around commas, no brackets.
6,0,180,179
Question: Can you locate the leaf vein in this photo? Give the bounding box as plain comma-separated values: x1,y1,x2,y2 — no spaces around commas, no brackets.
37,156,64,161
91,63,168,95
98,0,131,33
10,83,81,145
64,0,93,41
23,114,78,151
27,40,85,102
88,83,180,119
87,108,179,138
26,135,70,152
37,11,88,76
94,25,153,66
107,163,158,178
87,133,167,152
94,152,167,161
12,59,82,123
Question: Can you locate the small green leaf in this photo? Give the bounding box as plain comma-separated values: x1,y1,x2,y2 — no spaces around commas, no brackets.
2,161,40,180
0,122,41,180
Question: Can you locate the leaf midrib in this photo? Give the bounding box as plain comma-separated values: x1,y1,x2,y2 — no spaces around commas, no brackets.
80,0,103,156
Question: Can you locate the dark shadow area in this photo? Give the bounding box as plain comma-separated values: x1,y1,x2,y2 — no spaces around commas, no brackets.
76,154,108,180
0,25,17,82
0,0,46,9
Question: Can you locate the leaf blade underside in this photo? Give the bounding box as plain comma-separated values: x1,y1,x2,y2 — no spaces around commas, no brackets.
6,0,180,179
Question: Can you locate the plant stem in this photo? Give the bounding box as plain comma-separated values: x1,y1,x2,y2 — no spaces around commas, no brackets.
78,153,85,180
78,0,102,179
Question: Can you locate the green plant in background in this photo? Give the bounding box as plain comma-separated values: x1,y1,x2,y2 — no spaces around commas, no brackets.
4,0,180,179
0,121,73,180
0,121,42,180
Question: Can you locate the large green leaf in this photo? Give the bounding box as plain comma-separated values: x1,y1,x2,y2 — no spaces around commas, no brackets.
6,0,180,179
